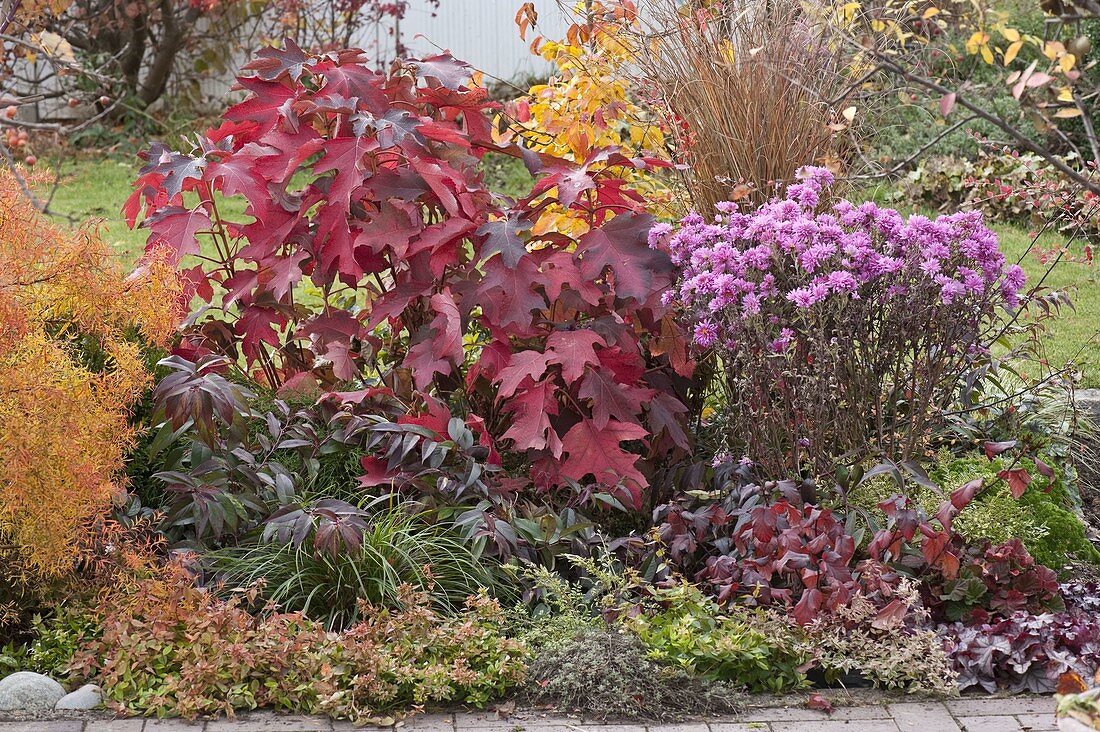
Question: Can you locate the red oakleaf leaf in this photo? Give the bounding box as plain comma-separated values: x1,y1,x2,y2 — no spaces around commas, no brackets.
245,37,309,82
494,350,552,399
477,211,533,268
502,379,561,455
478,256,547,329
646,391,691,451
559,418,649,501
359,455,395,487
299,310,361,382
545,329,605,383
405,288,464,389
576,213,674,302
409,53,474,90
577,368,652,430
145,205,212,262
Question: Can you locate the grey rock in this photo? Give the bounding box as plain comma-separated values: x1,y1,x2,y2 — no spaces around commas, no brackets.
0,671,66,711
54,682,103,710
1076,388,1100,422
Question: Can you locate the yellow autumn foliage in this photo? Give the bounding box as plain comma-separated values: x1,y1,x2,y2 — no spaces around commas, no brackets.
0,170,180,578
501,1,676,235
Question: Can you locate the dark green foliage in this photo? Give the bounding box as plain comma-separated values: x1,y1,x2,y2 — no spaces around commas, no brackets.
1020,489,1100,570
524,628,742,721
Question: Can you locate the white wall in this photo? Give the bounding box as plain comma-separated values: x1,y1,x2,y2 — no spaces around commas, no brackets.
396,0,569,82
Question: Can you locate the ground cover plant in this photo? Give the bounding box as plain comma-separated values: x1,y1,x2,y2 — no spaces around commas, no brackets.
3,0,1100,724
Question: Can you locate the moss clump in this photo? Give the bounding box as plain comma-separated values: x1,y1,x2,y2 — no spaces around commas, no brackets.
851,450,1099,572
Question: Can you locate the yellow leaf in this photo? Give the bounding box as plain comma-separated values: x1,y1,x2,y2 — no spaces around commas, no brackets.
1043,41,1064,61
1003,40,1023,65
981,45,994,65
966,32,990,55
719,39,736,64
1057,87,1075,102
923,7,940,19
31,31,75,64
1059,53,1076,73
1001,27,1020,43
1054,107,1082,118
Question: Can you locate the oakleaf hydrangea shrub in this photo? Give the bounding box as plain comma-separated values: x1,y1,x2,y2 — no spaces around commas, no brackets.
653,167,1025,477
126,42,694,553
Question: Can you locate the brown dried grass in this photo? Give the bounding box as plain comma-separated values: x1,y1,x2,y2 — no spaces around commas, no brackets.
624,0,854,210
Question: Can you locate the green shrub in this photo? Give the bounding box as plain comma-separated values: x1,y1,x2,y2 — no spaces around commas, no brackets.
205,507,505,629
509,558,806,694
622,583,807,693
0,606,101,679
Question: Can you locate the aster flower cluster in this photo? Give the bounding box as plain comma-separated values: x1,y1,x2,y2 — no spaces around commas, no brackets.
650,167,1025,351
651,167,1026,478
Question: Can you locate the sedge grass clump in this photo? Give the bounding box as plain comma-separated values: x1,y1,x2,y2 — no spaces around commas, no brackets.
205,506,504,629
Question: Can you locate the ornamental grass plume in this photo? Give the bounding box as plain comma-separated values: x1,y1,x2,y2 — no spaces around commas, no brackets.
653,166,1024,478
623,0,853,210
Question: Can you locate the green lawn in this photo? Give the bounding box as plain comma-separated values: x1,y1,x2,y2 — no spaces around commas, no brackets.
45,156,1100,386
47,156,150,259
991,222,1100,387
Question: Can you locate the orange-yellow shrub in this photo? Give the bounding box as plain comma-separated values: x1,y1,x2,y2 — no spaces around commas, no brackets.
0,170,180,578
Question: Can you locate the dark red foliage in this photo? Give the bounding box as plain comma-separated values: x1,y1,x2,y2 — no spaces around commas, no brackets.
655,464,991,626
697,501,862,626
925,539,1064,623
126,43,691,511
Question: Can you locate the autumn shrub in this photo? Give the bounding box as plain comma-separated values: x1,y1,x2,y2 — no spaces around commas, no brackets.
506,1,676,225
126,43,692,555
654,167,1025,478
0,170,179,615
74,568,526,723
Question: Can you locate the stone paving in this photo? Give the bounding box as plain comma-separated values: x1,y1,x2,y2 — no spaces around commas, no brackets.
0,696,1063,732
